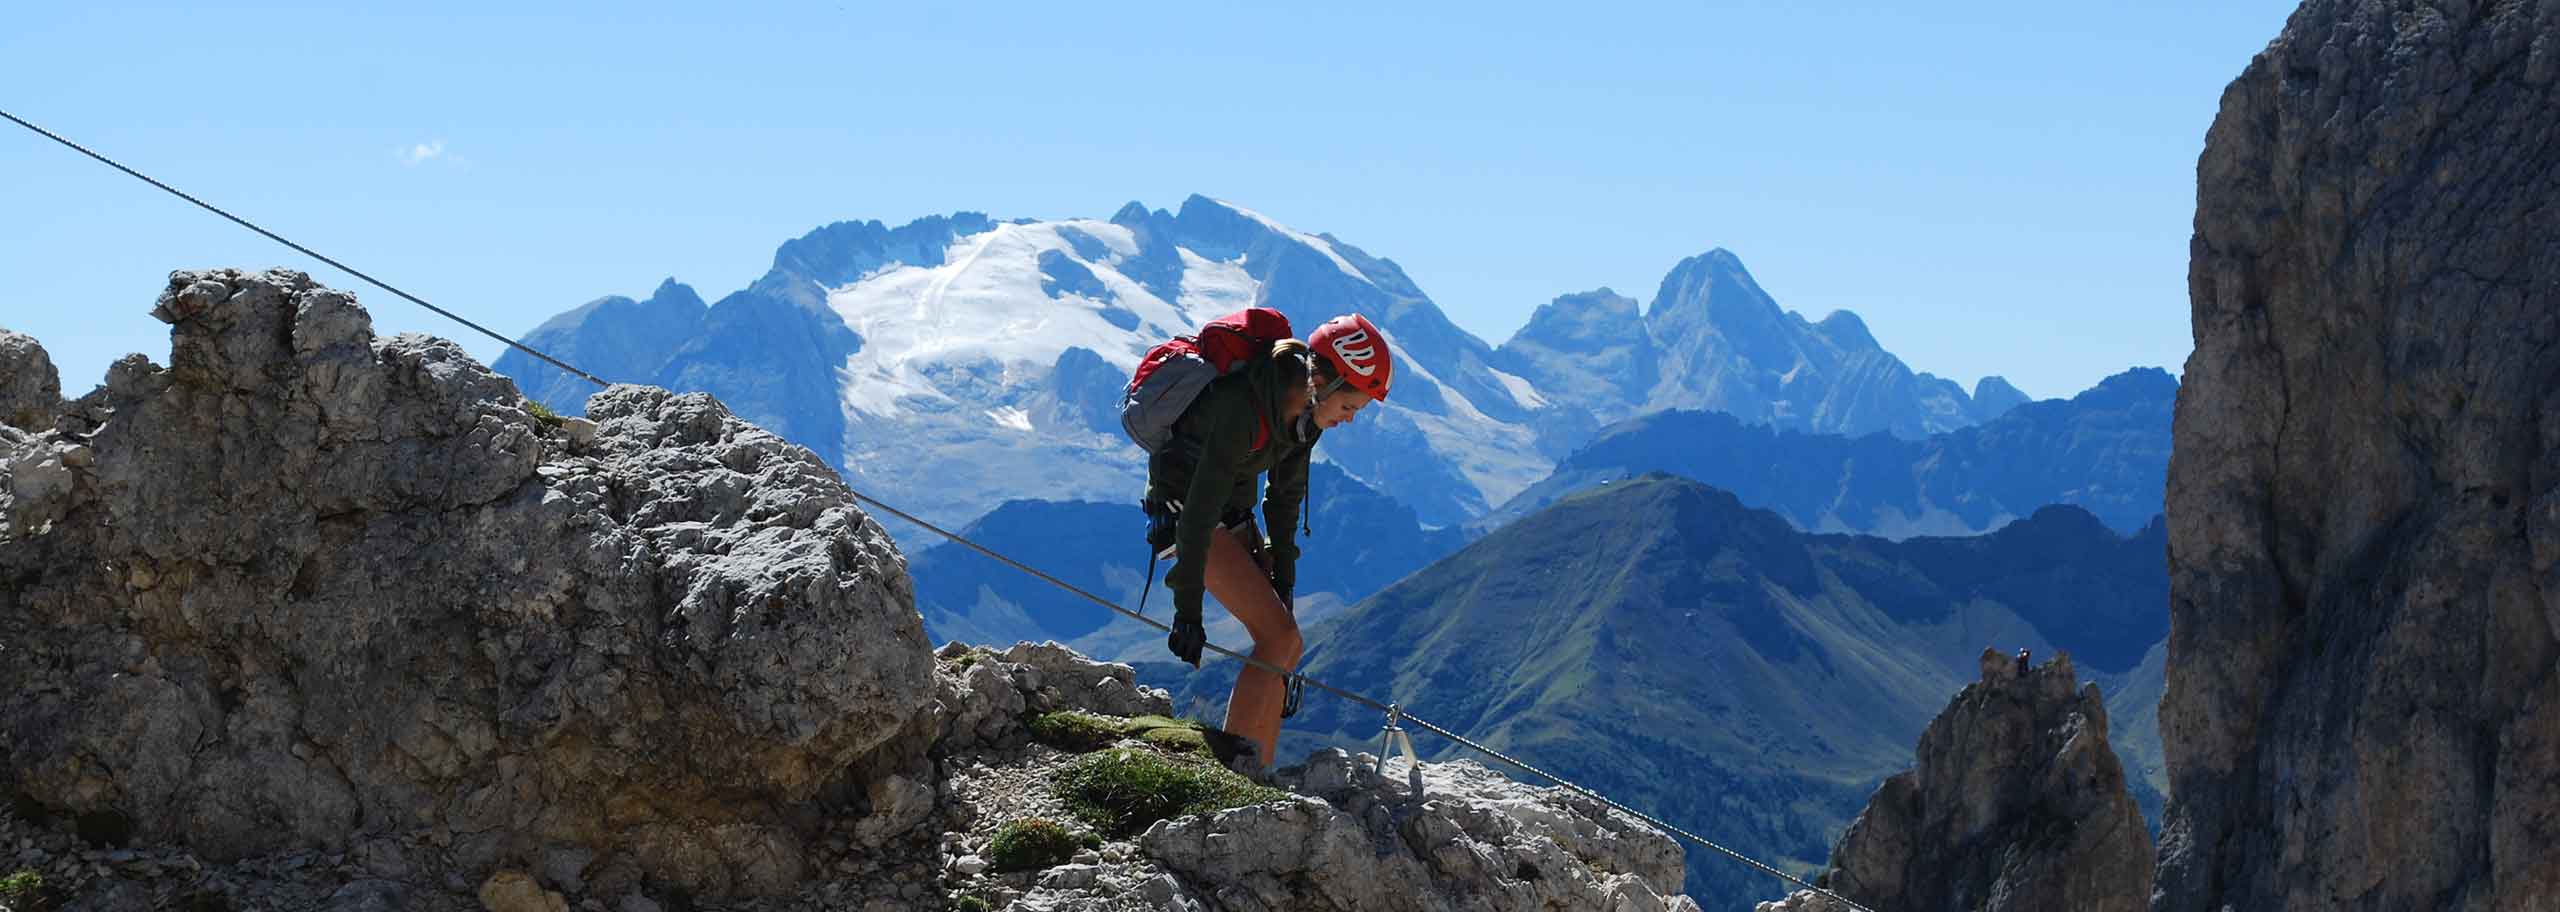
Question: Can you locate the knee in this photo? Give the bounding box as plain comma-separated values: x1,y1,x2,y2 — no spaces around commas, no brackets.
1261,622,1304,669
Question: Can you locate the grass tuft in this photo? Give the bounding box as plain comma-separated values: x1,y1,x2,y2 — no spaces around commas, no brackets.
1050,746,1287,837
1,869,48,911
986,817,1100,874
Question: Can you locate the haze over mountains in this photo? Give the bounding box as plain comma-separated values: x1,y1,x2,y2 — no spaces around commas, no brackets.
497,196,2042,535
1491,366,2175,538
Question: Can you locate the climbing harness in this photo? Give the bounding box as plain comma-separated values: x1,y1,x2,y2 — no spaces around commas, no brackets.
4,106,1882,912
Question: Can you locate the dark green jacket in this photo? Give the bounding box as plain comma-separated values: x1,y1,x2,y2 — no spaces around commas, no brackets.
1146,351,1318,600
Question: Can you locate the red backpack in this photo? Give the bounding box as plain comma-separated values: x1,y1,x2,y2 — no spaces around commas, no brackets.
1121,307,1294,454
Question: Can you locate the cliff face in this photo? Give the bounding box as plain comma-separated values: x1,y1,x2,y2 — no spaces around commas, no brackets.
2159,1,2560,909
0,271,1700,912
1758,652,2152,912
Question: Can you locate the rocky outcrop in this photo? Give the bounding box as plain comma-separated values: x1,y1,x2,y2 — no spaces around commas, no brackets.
1143,752,1698,912
1,328,61,432
1757,652,2152,912
926,641,1698,912
0,269,934,902
1,332,76,543
2158,1,2560,909
1,271,1703,911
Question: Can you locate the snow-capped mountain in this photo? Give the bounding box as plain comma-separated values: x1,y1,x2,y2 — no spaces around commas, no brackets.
502,196,1551,533
497,196,2026,539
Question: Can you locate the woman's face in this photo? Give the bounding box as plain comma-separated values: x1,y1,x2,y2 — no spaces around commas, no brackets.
1310,386,1373,429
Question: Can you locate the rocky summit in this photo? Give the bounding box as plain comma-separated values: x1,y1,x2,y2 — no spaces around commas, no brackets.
0,270,1699,911
1757,651,2151,912
2157,1,2560,909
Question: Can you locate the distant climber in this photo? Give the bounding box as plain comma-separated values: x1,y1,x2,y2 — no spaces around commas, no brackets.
1122,309,1393,769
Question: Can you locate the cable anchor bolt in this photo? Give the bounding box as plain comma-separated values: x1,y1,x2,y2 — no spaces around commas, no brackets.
1375,704,1424,795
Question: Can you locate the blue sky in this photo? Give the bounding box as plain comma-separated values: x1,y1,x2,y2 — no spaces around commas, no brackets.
4,1,2294,401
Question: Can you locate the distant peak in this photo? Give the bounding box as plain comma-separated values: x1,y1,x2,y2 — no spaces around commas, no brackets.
648,278,706,308
2065,366,2181,410
2093,366,2179,393
1971,375,2031,415
1816,309,1879,351
1661,248,1753,280
1698,248,1746,269
2007,503,2113,539
1110,200,1151,224
1647,248,1777,326
1553,288,1641,313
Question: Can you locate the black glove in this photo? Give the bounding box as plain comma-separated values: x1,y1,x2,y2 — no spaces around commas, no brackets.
1168,588,1206,667
1269,571,1303,718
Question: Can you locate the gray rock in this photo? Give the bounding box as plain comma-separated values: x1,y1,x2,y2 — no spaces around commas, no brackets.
322,879,413,912
1002,640,1175,717
1147,753,1699,912
538,846,594,896
0,328,61,431
852,773,937,847
558,417,598,448
2159,1,2560,909
0,270,932,901
0,430,82,540
1040,863,1102,890
479,870,566,912
1758,654,2150,912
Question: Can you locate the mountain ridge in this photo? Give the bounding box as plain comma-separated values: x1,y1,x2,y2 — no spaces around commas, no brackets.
1488,365,2175,539
496,198,2047,540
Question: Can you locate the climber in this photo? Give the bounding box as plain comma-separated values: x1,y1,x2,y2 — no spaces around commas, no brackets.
1141,313,1391,770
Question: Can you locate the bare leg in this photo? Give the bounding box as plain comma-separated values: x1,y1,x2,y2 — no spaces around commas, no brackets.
1203,526,1302,769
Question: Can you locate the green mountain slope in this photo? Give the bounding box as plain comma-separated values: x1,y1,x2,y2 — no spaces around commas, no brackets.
1171,473,2165,905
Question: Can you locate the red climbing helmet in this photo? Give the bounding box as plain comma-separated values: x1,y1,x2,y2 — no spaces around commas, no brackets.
1308,314,1392,401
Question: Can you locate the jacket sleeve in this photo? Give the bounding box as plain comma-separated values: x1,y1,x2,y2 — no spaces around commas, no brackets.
1261,442,1309,591
1165,386,1249,597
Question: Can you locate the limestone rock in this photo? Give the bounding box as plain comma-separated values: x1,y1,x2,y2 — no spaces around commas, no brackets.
1140,750,1701,912
1001,640,1175,718
0,269,932,901
478,871,566,912
0,328,61,431
2160,1,2560,909
1757,654,2150,912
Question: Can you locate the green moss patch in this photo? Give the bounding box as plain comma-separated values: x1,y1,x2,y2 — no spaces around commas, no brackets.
1030,711,1213,755
1028,710,1128,752
1,869,49,910
1138,725,1209,756
986,817,1100,874
524,400,565,428
1050,746,1288,837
